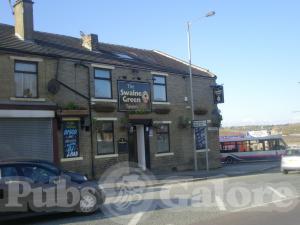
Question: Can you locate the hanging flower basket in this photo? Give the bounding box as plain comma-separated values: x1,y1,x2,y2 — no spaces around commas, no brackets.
194,107,208,115
178,116,190,129
154,107,171,114
211,108,223,127
92,102,116,112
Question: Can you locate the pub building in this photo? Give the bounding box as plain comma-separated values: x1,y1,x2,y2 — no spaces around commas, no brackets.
0,0,223,178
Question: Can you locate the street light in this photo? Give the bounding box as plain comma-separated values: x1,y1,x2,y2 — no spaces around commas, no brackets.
187,11,215,171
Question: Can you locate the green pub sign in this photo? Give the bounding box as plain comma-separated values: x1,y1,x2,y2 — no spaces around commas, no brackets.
117,81,151,112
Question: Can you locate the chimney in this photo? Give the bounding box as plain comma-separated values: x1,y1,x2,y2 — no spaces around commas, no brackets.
81,34,99,51
14,0,34,41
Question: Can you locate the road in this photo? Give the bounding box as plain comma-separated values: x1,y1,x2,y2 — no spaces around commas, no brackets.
8,167,300,225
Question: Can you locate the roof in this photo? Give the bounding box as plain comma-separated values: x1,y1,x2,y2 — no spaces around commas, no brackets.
0,23,216,78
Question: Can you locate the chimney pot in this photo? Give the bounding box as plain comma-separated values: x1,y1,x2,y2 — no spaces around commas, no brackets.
14,0,34,41
82,34,99,51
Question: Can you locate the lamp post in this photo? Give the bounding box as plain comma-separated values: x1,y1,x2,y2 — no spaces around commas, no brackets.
187,11,215,171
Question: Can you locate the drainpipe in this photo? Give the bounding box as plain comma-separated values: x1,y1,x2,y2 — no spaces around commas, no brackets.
74,62,95,179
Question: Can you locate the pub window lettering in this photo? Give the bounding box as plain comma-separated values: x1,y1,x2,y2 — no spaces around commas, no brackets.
96,121,115,155
153,75,167,102
156,124,170,153
94,68,112,99
14,61,38,98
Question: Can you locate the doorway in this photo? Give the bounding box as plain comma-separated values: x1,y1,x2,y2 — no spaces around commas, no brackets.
128,121,151,170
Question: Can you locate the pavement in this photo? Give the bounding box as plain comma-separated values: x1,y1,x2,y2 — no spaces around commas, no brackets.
151,161,281,186
102,161,281,190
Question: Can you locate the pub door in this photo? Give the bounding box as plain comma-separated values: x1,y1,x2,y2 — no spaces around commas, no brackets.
128,123,151,170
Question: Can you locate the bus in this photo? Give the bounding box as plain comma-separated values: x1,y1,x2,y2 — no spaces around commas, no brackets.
220,134,287,164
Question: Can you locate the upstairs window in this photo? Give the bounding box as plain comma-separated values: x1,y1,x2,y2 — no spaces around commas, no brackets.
153,75,167,102
14,61,38,98
94,69,112,99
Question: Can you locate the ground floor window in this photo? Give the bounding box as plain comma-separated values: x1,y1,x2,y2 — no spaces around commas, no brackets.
96,121,115,155
156,124,170,153
63,120,80,158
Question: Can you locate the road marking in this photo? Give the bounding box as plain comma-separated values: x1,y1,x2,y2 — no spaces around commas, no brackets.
128,212,145,225
267,186,286,198
231,195,300,213
215,195,227,211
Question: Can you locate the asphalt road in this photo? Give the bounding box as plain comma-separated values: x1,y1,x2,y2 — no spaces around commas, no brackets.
8,167,300,225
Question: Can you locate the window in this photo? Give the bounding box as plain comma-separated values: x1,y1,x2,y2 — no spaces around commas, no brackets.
14,61,38,98
156,124,170,153
220,142,238,153
96,121,115,155
115,53,134,60
94,68,112,99
20,166,57,184
0,166,18,178
153,75,167,102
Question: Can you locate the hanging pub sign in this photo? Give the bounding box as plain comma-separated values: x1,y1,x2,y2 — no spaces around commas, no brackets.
213,85,224,104
63,121,79,158
118,80,151,112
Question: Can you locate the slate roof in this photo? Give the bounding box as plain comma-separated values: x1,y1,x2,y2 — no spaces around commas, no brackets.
0,23,216,78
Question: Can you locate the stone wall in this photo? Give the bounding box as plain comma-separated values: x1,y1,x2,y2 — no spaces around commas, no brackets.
0,52,221,178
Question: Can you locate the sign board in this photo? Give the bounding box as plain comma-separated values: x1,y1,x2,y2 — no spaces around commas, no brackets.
118,138,128,154
213,85,224,104
192,120,207,128
195,127,207,150
63,121,79,158
118,81,151,112
247,130,269,138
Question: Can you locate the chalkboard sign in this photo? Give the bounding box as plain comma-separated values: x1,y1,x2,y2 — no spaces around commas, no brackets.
195,127,207,150
118,138,129,154
63,121,79,158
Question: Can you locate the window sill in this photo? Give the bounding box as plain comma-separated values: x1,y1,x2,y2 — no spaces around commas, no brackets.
196,149,210,153
10,55,43,62
95,154,119,159
61,157,83,162
91,98,117,103
153,121,172,124
155,152,174,157
91,63,115,70
208,127,219,131
10,97,46,102
152,101,170,105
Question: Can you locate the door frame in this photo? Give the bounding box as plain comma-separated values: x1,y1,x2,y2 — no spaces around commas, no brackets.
128,119,151,170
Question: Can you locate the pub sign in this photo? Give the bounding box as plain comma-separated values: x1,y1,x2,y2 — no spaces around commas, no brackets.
195,127,207,150
118,81,151,112
63,121,79,158
213,85,224,104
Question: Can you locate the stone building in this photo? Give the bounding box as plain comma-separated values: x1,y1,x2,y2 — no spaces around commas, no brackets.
0,0,223,178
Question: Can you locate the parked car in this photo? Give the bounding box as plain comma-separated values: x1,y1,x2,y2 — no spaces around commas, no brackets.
0,160,105,221
281,149,300,174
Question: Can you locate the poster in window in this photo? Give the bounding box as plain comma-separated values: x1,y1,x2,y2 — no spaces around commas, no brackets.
195,127,207,150
63,121,79,158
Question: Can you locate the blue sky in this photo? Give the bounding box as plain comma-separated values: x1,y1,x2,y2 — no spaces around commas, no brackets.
1,0,300,126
